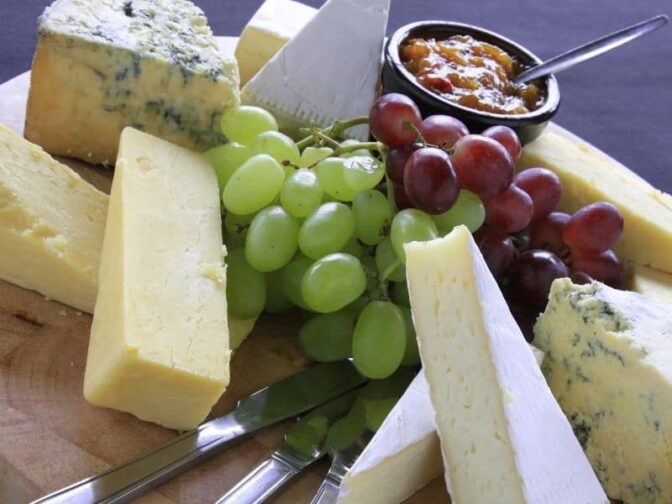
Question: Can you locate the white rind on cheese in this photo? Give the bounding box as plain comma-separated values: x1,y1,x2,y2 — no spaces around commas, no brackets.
241,0,389,141
235,0,316,85
85,128,230,430
535,279,672,504
0,123,108,313
25,0,240,165
405,226,608,504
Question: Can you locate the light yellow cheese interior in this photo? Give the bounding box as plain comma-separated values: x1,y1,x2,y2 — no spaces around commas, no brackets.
628,264,672,304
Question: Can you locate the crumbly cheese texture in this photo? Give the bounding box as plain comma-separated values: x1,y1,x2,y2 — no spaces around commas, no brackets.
0,123,107,312
628,264,672,304
235,0,316,85
519,125,672,273
241,0,389,141
534,279,672,504
25,0,240,165
85,128,230,430
405,226,607,504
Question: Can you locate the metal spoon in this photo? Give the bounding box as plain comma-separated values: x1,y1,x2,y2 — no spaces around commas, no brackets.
513,15,668,84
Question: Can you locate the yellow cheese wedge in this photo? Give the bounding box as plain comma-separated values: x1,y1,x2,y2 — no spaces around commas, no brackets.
628,264,672,304
0,123,108,312
84,128,230,430
519,125,672,273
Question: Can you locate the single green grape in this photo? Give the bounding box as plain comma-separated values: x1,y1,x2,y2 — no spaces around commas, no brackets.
390,281,410,307
325,400,367,452
399,306,420,366
342,296,369,322
222,154,285,215
245,206,299,272
280,169,323,219
251,131,301,166
226,249,266,319
205,142,252,189
284,422,325,457
280,255,313,310
359,367,416,430
352,301,407,379
390,209,439,263
301,253,367,313
342,155,385,192
299,310,354,362
340,237,369,259
374,237,406,283
352,190,393,246
298,202,355,259
299,147,333,168
339,139,374,159
432,190,485,234
223,212,255,248
264,270,293,314
360,255,381,299
220,106,278,146
314,157,358,202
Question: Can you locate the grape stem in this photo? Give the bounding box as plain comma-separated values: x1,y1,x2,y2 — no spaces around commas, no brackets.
296,116,370,150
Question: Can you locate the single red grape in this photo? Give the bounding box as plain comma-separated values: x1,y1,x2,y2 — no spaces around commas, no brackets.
509,249,569,308
473,227,515,279
482,125,522,164
563,202,624,255
529,211,570,256
403,147,460,215
570,271,593,285
420,115,469,149
386,143,422,184
571,249,624,287
369,93,422,147
393,182,413,210
483,183,534,233
451,135,514,198
507,300,538,342
514,168,562,221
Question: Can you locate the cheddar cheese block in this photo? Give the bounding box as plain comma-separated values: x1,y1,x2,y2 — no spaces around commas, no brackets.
25,0,240,165
519,125,672,272
0,123,107,313
85,128,230,430
628,264,672,304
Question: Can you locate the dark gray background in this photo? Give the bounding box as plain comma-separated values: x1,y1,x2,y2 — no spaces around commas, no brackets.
2,0,670,192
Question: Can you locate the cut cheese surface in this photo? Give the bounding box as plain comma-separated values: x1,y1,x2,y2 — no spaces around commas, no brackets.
0,123,108,313
405,226,607,504
628,263,672,304
241,0,389,141
519,125,672,273
85,128,230,430
535,279,672,504
25,0,240,165
235,0,316,85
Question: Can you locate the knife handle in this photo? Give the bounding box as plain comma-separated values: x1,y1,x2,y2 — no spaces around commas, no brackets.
32,414,246,504
310,477,341,504
215,452,301,504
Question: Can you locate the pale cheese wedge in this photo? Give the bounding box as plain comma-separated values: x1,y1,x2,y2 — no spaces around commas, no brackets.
628,263,672,304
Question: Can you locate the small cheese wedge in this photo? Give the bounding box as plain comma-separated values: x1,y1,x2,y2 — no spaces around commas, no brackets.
628,263,672,304
25,0,239,165
235,0,317,85
0,123,108,313
85,128,230,430
241,0,389,141
405,226,608,504
535,279,672,504
519,125,672,272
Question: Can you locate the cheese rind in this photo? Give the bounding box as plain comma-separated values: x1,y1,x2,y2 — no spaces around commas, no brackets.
519,125,672,272
85,128,230,430
628,264,672,304
535,279,672,504
235,0,316,85
0,123,108,313
25,0,240,165
405,226,607,504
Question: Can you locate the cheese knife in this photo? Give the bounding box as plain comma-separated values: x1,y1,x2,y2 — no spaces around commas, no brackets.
215,391,358,504
310,435,370,504
32,360,366,504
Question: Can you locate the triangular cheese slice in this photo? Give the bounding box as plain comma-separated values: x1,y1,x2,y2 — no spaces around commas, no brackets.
404,226,608,503
241,0,389,141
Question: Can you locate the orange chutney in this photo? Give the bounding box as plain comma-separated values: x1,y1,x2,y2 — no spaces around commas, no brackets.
400,35,545,115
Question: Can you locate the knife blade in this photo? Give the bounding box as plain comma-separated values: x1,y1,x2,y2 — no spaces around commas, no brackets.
310,435,370,504
32,360,366,504
215,391,359,504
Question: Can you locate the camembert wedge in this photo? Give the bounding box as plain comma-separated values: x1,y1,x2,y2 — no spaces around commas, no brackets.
405,226,608,504
85,128,230,430
535,279,672,503
0,123,107,313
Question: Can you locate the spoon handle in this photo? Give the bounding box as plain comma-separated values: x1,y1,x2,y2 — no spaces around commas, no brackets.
513,14,668,84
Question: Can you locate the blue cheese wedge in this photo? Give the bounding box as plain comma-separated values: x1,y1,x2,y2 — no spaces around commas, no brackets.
535,279,672,504
405,226,608,504
25,0,240,165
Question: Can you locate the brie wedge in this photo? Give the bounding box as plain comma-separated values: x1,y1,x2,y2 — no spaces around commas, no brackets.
405,226,607,504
